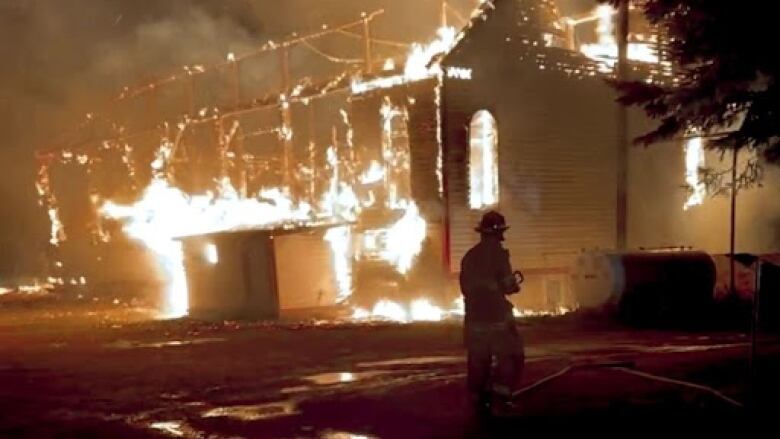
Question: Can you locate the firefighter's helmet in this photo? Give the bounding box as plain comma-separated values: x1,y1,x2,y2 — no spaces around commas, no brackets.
475,210,509,234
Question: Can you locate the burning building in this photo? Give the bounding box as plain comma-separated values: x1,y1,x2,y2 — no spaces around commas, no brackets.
437,0,779,322
35,8,454,320
35,0,780,322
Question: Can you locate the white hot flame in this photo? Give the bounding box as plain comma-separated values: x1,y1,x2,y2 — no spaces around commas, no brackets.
578,4,660,68
359,160,385,185
684,136,706,210
596,5,616,47
324,226,353,303
350,298,457,323
351,299,443,323
47,207,65,246
320,146,361,221
409,298,444,321
101,176,313,318
205,243,219,264
379,202,427,275
368,299,409,322
404,26,457,81
352,26,459,94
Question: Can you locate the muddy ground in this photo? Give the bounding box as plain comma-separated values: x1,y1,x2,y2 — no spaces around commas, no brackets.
1,292,778,438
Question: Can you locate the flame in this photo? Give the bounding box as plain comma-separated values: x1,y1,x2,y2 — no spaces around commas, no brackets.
410,298,444,321
47,207,65,246
351,298,445,323
101,129,427,319
359,160,385,184
324,226,353,303
451,297,465,317
348,297,578,323
379,202,426,275
205,244,219,264
351,74,406,95
0,281,54,296
101,176,314,318
321,146,361,221
349,296,574,323
366,300,409,322
352,26,459,94
80,21,482,321
513,306,574,318
404,26,457,81
596,5,616,47
435,84,444,197
578,4,659,69
352,296,575,323
683,136,706,210
351,307,371,320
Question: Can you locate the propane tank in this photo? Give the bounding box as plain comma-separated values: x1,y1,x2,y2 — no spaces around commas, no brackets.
571,250,717,326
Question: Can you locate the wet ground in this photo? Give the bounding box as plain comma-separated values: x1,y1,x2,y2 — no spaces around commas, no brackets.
1,293,778,437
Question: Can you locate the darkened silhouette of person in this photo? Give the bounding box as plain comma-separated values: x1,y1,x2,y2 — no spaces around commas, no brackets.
459,210,524,414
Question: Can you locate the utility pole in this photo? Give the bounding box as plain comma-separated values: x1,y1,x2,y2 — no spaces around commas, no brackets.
749,255,761,410
362,14,373,74
730,147,739,294
616,0,630,250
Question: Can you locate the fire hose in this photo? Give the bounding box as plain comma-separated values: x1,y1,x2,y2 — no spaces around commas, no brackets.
512,360,631,397
511,361,744,409
610,367,744,408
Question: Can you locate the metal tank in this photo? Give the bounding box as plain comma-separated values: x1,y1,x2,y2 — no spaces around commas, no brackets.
571,251,717,326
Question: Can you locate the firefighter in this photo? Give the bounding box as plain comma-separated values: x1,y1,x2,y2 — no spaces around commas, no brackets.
459,210,524,414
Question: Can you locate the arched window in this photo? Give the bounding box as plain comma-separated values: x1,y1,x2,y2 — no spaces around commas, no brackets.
469,110,499,209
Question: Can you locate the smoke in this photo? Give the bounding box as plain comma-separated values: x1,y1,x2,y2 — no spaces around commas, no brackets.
629,135,780,255
0,0,269,277
93,5,270,85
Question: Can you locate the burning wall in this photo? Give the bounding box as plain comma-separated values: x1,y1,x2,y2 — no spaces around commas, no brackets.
37,14,461,320
44,90,446,319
